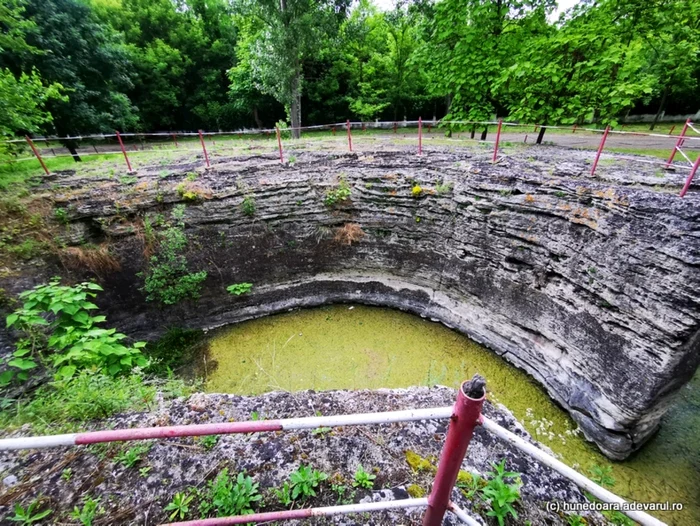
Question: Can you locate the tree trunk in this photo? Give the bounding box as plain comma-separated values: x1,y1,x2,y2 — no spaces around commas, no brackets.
480,127,488,141
470,125,476,139
290,70,301,140
536,126,547,144
65,142,82,162
253,106,263,129
650,86,668,131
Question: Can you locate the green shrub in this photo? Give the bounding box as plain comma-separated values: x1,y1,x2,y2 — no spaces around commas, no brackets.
589,464,615,488
140,208,207,306
241,195,256,216
199,469,262,517
2,280,147,385
324,179,351,206
226,283,253,296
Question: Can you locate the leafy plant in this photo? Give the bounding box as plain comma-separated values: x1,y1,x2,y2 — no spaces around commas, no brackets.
54,207,68,224
566,514,586,526
324,179,351,206
481,459,522,526
589,465,615,488
2,280,147,384
411,184,423,197
200,434,219,451
227,283,253,296
71,496,103,526
8,500,52,525
352,465,376,489
289,464,328,500
139,208,208,306
241,195,256,216
165,492,194,521
61,468,73,481
139,466,152,477
115,443,152,468
274,481,293,507
199,469,262,517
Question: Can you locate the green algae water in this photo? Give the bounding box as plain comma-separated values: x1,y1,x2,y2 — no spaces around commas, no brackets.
203,304,698,525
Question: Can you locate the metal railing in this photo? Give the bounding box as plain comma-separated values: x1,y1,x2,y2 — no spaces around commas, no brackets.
0,375,666,526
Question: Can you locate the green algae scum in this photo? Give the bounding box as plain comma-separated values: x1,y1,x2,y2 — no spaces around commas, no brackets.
203,304,698,525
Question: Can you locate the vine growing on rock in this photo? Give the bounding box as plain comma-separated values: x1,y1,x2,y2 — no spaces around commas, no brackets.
139,205,208,306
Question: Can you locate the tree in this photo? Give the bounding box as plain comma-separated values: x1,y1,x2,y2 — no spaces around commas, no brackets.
0,0,139,160
231,0,348,138
495,1,657,142
420,0,554,137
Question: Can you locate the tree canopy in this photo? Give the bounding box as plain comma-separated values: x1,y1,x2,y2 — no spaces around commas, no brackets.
0,0,698,148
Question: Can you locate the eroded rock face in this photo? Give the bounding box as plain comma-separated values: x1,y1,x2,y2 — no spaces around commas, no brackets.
5,146,700,459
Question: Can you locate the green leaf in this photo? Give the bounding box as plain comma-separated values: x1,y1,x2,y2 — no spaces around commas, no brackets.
8,358,37,370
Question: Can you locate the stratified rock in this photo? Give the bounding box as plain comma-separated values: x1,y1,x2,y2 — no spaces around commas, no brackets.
3,146,699,460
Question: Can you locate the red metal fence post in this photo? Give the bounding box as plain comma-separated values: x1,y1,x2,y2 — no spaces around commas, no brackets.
418,117,423,155
572,124,577,134
346,120,353,152
24,136,50,175
492,119,503,163
422,376,485,526
393,122,397,134
666,118,690,168
590,125,610,176
276,125,284,163
115,131,133,173
679,155,700,198
198,130,210,168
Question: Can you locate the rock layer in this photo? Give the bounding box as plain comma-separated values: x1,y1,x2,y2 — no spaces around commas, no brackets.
5,146,700,459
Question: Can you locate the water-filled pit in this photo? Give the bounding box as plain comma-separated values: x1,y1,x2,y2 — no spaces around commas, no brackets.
201,304,699,525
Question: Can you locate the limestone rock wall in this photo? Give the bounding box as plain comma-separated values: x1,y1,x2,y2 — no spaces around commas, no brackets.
6,147,700,459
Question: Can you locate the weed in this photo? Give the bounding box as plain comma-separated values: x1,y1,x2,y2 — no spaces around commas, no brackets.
7,500,52,525
589,465,615,488
227,283,253,296
2,280,147,385
200,434,219,450
312,426,332,436
115,443,152,468
120,176,138,185
435,181,453,195
241,195,256,216
499,189,512,196
333,223,365,245
159,170,169,179
164,491,194,521
481,459,522,526
0,370,192,432
59,245,120,276
411,184,423,197
566,514,586,526
140,209,207,306
288,155,297,164
71,496,103,526
324,179,351,206
352,465,376,489
54,207,68,224
274,481,294,507
554,191,566,198
199,469,262,517
185,172,198,181
61,468,73,481
139,466,153,477
288,464,329,500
